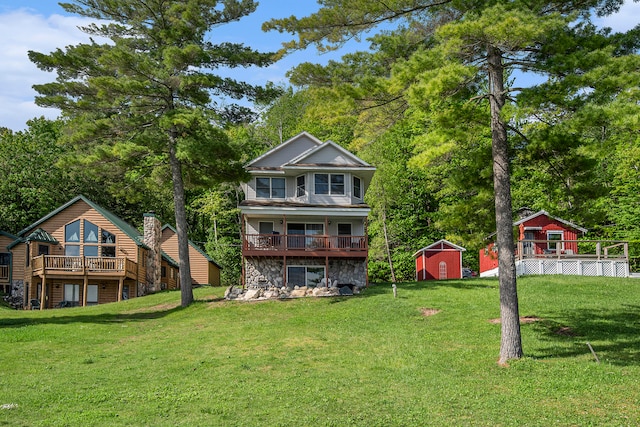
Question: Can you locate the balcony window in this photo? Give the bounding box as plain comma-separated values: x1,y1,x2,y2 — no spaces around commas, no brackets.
101,230,116,257
296,175,306,197
0,253,9,265
315,174,345,195
84,220,99,242
353,176,362,199
256,177,285,198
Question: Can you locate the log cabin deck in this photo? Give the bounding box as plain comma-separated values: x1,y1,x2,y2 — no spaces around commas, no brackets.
31,255,138,279
242,234,368,258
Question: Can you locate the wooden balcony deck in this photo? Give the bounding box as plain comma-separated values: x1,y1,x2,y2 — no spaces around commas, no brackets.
516,240,629,261
243,234,368,258
31,255,138,279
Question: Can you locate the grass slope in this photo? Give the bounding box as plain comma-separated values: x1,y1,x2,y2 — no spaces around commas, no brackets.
1,276,639,426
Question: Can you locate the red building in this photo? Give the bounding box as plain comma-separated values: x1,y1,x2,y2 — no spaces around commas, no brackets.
479,210,587,277
413,239,466,281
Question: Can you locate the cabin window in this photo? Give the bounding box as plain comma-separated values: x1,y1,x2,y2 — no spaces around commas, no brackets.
259,222,274,234
65,220,80,242
353,176,362,199
256,177,285,198
161,266,167,278
65,245,80,256
101,230,116,257
547,231,564,251
0,253,9,265
287,266,325,288
314,174,345,195
296,175,306,197
64,284,80,304
84,220,99,242
87,285,98,305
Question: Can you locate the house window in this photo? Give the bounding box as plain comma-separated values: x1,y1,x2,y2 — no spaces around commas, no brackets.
64,284,80,304
101,230,116,257
87,285,98,305
161,266,167,278
0,253,9,265
287,266,325,288
296,175,306,197
256,177,285,198
547,231,564,251
314,174,345,195
353,176,362,199
65,220,80,242
259,222,274,234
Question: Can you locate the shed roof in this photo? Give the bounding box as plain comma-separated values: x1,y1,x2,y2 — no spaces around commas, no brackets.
412,239,466,258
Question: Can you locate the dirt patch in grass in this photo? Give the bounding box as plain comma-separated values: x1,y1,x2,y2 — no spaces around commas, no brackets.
420,308,441,317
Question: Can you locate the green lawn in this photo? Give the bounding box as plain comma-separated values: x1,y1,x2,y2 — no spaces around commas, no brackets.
1,276,639,426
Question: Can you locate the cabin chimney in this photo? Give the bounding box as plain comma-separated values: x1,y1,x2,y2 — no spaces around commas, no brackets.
143,212,162,293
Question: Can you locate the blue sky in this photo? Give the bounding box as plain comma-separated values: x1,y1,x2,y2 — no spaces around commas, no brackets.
0,1,638,131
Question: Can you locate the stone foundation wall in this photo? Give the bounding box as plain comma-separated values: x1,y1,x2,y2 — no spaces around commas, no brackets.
244,257,367,289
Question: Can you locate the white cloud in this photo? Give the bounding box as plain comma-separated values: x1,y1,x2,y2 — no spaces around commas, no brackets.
0,10,95,130
597,1,640,33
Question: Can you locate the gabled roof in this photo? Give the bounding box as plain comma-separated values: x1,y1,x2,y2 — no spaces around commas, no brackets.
246,132,375,172
247,132,324,168
25,228,58,244
0,230,17,240
14,195,150,250
161,224,222,269
287,139,373,168
413,239,466,257
513,210,587,233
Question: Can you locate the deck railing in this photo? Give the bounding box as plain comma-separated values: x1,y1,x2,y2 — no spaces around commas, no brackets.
32,255,136,275
244,234,367,253
516,240,629,261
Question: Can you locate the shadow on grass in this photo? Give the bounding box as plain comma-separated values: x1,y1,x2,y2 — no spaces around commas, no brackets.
0,304,185,329
528,304,640,366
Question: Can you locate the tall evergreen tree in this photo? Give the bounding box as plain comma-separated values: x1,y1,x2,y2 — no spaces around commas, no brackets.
265,0,638,364
29,0,279,306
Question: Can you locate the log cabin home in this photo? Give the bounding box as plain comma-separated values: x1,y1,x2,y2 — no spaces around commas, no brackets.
1,230,18,294
160,224,221,286
240,132,376,290
6,195,182,309
479,209,630,278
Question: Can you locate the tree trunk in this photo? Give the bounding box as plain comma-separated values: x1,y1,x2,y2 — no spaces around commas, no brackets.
168,130,194,307
487,45,523,364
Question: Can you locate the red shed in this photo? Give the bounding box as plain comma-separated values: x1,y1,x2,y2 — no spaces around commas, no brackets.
413,239,466,281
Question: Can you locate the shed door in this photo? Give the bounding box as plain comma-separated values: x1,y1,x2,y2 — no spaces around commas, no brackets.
439,261,447,280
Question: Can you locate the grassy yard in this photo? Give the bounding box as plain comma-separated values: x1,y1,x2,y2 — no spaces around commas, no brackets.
1,276,639,426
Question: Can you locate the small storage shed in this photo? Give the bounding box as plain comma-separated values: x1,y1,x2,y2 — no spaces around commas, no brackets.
413,239,466,281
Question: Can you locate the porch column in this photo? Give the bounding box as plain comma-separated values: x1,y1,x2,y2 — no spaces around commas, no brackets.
82,275,88,307
40,275,46,310
283,256,287,288
117,278,123,302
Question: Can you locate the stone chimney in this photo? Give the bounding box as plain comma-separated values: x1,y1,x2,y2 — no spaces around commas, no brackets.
143,212,162,293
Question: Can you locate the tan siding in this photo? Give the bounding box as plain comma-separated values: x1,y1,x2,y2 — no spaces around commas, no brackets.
161,228,220,286
9,242,26,283
24,199,141,265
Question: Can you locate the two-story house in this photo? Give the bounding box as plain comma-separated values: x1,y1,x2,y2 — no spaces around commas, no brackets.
6,195,185,309
240,132,376,291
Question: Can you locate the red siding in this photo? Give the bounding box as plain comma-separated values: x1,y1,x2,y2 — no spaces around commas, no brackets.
415,242,463,281
479,243,499,274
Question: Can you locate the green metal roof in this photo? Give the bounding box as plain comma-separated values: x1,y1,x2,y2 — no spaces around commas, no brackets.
25,228,59,244
15,195,150,250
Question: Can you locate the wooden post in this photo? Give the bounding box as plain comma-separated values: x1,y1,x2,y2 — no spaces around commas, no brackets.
117,278,124,302
82,275,88,307
40,276,46,310
596,242,601,260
